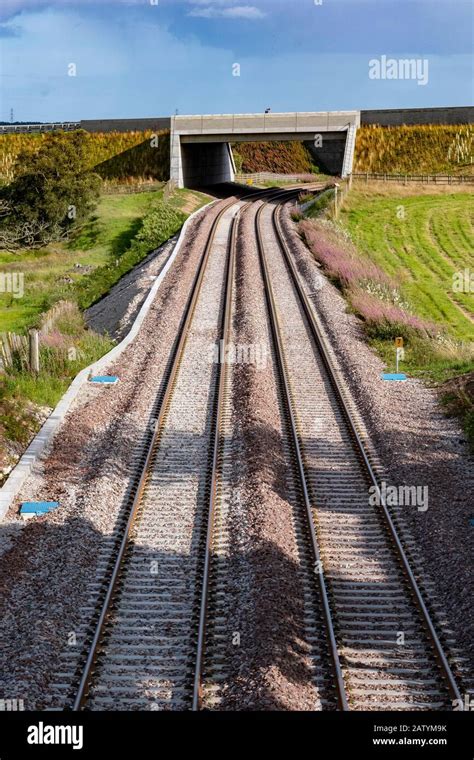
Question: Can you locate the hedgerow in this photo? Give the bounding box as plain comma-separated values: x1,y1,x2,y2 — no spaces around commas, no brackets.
75,200,186,309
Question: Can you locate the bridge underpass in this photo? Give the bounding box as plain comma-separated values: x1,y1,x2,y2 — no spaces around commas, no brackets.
170,111,360,188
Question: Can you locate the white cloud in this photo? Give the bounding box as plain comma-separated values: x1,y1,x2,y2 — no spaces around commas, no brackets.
189,4,266,19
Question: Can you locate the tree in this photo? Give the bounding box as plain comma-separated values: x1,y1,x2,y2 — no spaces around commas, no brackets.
0,131,101,250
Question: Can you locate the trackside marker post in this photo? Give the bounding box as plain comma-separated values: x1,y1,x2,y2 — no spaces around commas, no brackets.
382,337,407,381
395,336,405,373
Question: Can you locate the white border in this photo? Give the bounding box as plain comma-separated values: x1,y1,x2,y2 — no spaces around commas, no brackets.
0,199,217,521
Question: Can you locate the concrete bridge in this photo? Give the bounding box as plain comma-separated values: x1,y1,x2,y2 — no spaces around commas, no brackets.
170,111,360,187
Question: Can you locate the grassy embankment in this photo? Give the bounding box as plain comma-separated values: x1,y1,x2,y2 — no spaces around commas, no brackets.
300,182,473,448
0,186,209,333
232,140,318,175
0,184,210,471
232,124,474,177
340,185,473,374
354,124,474,175
0,130,171,186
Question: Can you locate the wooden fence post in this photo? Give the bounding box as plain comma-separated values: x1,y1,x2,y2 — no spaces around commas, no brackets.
29,329,40,374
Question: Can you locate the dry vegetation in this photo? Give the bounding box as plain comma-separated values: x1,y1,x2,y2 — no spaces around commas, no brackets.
0,130,170,186
232,140,316,174
354,124,473,175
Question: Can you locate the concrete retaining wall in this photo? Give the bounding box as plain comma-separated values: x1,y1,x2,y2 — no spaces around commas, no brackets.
81,118,171,133
361,107,474,126
181,142,235,186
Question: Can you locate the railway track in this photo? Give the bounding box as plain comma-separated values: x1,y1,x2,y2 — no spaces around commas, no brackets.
52,184,461,712
61,187,304,711
252,195,463,710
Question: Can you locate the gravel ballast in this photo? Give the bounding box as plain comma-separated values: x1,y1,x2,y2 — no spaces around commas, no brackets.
0,193,470,711
85,234,179,342
280,205,473,692
0,200,231,709
208,200,326,710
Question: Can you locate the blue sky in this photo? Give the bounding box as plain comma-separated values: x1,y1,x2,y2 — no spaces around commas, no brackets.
0,0,472,122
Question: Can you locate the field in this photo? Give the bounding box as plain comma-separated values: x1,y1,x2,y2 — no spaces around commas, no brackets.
340,184,474,344
0,186,208,333
333,182,473,447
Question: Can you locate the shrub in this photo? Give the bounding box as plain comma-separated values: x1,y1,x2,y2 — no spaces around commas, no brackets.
299,218,437,339
299,219,391,289
348,287,436,339
304,189,335,218
0,131,101,249
76,200,186,309
132,202,186,252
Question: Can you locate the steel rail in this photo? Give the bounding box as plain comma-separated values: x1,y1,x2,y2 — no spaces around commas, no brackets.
71,186,298,711
255,198,349,711
72,188,330,711
71,194,248,711
191,203,239,711
191,185,318,711
269,198,463,708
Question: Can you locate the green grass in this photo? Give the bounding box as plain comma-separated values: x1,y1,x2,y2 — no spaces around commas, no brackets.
68,191,163,261
0,186,211,467
337,186,473,447
369,336,473,383
340,190,474,342
0,191,159,332
0,187,210,333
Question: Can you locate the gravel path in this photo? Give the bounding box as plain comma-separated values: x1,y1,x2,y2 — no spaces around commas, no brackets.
0,200,232,710
280,205,473,695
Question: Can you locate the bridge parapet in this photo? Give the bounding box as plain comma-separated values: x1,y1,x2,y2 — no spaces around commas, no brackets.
173,111,359,136
171,111,360,187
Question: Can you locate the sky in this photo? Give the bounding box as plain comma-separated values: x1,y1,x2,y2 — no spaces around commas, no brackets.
0,0,472,122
